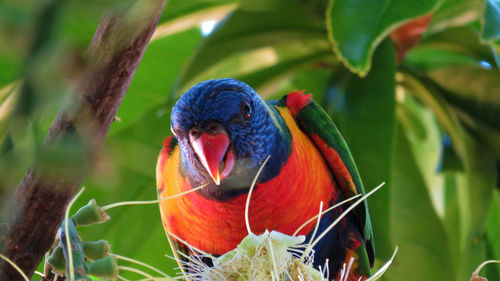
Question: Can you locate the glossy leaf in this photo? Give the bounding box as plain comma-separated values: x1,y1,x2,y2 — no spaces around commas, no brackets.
326,0,439,76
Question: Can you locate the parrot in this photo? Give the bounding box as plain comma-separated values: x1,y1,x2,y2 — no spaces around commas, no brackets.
156,78,375,280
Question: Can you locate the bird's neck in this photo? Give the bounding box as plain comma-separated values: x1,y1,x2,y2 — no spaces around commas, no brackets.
257,103,291,182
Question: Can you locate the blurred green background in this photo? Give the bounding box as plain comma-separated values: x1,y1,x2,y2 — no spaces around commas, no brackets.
0,0,499,280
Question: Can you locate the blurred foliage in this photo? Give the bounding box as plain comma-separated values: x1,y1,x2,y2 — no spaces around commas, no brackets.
0,0,499,280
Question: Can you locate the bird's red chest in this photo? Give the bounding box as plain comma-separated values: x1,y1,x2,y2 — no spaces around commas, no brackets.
157,108,336,255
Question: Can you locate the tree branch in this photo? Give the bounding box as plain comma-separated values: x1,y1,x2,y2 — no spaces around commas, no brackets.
0,1,166,280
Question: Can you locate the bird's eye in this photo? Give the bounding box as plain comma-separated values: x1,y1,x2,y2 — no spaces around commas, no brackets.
189,128,201,138
242,102,252,120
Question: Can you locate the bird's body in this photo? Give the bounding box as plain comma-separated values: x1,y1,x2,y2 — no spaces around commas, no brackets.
157,79,374,280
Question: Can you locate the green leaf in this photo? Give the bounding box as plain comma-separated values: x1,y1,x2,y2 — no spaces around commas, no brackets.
397,94,447,215
427,65,500,132
324,40,396,259
406,26,500,135
401,71,497,278
273,65,336,102
405,46,481,71
182,40,332,97
326,0,439,76
457,111,500,159
482,0,500,42
110,28,202,134
384,123,456,281
173,0,326,93
160,0,237,23
427,0,482,34
485,191,500,279
153,2,237,41
416,26,498,64
236,50,332,97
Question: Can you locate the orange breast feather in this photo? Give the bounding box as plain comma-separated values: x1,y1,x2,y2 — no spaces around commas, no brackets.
157,107,336,255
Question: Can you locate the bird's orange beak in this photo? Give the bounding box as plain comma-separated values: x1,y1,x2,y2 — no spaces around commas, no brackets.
190,132,235,185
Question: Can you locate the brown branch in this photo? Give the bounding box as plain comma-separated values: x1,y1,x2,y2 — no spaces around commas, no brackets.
0,1,166,280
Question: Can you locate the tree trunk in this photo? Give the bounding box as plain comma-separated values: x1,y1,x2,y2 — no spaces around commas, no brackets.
0,1,166,279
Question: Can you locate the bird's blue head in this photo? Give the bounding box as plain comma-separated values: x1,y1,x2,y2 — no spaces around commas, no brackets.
171,78,290,199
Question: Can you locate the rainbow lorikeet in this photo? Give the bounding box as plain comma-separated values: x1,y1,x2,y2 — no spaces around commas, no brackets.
156,79,375,280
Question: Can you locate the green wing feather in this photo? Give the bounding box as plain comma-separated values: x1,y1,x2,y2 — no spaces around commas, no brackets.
284,94,375,265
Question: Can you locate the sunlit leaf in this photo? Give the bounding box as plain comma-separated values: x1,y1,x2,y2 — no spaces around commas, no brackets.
160,0,238,22
153,3,237,40
326,0,439,76
173,0,325,93
427,0,482,34
397,94,446,215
